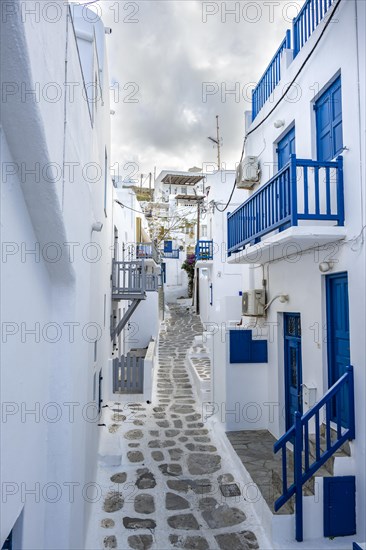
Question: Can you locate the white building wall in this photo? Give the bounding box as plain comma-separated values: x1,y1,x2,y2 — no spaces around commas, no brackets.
211,0,366,539
1,3,114,548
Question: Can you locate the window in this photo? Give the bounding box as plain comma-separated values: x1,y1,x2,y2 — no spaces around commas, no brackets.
277,126,296,170
315,76,343,162
201,225,207,237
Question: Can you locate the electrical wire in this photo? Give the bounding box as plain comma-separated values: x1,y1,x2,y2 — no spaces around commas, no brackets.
214,0,342,213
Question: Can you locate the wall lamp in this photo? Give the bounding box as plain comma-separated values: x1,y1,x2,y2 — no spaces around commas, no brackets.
92,222,103,233
274,120,285,128
319,262,334,273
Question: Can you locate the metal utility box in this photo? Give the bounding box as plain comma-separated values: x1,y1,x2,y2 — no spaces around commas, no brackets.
323,476,356,537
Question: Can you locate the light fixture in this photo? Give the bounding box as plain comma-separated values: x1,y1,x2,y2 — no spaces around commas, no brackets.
110,110,115,115
105,27,112,34
279,294,289,303
92,222,103,232
274,120,285,128
319,262,334,273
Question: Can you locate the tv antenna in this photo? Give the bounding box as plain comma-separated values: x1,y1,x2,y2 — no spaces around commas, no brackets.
208,115,221,170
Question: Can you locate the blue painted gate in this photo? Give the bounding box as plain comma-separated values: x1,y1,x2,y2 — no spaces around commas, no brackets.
326,272,350,427
284,313,302,430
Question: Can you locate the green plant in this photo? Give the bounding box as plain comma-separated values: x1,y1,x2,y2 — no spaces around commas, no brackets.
181,253,196,298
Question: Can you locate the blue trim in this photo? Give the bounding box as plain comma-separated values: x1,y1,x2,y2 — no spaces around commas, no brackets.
227,155,344,255
196,240,213,261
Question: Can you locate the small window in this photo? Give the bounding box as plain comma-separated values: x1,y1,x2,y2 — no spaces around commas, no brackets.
315,76,343,162
201,225,208,237
277,126,295,170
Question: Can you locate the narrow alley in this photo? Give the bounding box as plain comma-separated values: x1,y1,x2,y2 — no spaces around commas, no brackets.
87,302,269,550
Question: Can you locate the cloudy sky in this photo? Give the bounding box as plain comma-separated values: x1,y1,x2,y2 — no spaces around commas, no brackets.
97,0,303,181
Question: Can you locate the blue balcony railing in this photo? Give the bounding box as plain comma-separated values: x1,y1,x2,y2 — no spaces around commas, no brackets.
196,240,213,261
252,30,291,121
293,0,335,57
162,249,180,259
252,0,336,119
227,155,344,256
274,365,355,542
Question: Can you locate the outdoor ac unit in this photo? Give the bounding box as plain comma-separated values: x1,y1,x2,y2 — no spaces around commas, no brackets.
236,156,260,189
242,289,266,317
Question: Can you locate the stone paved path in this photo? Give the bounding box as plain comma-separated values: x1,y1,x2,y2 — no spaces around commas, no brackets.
87,303,270,550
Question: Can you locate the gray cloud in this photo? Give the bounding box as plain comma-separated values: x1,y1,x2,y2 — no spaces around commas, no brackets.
99,0,303,178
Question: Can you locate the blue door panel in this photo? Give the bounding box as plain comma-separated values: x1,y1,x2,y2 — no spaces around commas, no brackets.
316,76,343,161
326,273,350,426
277,127,296,170
284,313,302,430
324,476,356,537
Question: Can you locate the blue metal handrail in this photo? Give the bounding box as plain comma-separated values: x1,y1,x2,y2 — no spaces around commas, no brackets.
274,365,355,542
227,155,344,256
196,240,213,261
293,0,335,57
252,30,291,120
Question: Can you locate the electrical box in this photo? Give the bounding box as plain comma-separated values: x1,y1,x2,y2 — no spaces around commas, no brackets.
236,156,260,189
303,383,317,407
242,289,266,317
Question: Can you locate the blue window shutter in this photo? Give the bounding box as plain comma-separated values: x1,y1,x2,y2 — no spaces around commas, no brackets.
277,127,296,170
229,330,268,363
316,76,343,162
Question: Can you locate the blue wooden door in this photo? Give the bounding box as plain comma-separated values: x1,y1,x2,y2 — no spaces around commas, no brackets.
315,76,343,162
284,313,302,430
277,127,296,170
326,273,350,426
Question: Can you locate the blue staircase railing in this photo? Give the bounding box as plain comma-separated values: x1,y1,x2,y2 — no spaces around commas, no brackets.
227,155,344,256
196,240,213,261
274,365,355,542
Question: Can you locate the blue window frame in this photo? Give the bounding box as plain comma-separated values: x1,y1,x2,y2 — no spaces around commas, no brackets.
277,126,295,170
315,76,343,162
2,530,12,550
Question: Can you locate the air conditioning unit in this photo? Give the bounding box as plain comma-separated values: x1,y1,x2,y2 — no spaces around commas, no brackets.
242,289,266,317
236,156,260,189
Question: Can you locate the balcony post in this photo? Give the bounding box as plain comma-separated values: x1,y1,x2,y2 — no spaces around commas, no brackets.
347,365,355,439
336,155,345,226
290,154,298,226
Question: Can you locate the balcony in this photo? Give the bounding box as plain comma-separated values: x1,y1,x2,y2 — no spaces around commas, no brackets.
162,249,180,259
252,0,337,120
196,240,213,262
135,242,160,264
112,260,158,300
227,155,346,264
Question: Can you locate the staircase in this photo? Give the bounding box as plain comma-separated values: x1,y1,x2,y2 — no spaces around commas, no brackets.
274,366,355,542
111,260,159,339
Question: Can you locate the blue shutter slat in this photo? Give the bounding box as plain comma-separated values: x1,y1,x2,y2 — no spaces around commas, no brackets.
316,76,343,161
